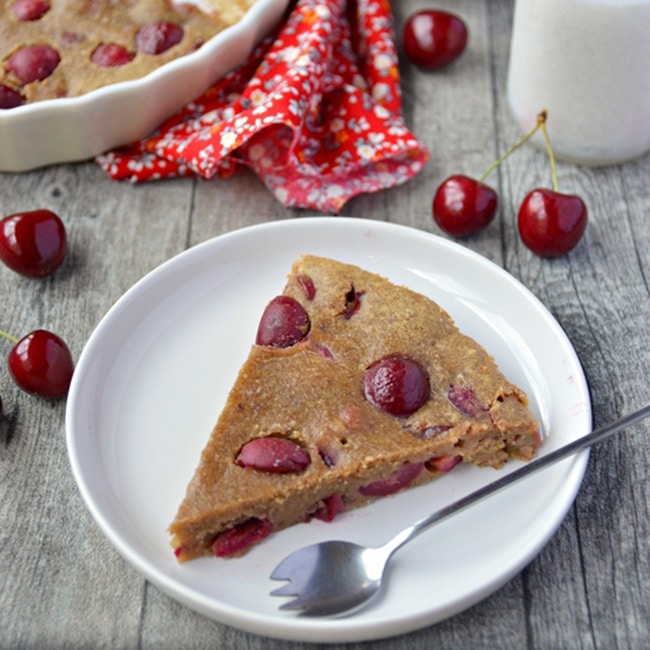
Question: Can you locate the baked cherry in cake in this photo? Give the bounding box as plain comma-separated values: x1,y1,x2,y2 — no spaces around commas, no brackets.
169,255,541,561
136,21,184,55
0,83,24,108
91,44,135,68
7,45,60,84
13,0,51,22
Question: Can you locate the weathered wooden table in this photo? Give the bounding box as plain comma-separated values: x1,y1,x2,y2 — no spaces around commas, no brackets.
1,1,648,647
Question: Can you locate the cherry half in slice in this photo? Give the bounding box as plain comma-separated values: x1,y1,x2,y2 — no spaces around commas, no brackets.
358,461,424,497
256,296,310,348
364,355,430,417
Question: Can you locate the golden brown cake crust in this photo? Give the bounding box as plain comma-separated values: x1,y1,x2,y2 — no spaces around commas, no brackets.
0,0,255,104
169,255,541,561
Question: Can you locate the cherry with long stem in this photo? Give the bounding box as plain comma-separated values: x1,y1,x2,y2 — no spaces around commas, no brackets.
518,113,588,257
432,111,549,237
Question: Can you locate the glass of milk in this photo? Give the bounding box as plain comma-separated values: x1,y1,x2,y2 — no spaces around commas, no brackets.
507,0,650,166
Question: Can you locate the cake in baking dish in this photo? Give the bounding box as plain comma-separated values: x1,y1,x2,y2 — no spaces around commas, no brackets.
169,254,541,561
0,0,256,108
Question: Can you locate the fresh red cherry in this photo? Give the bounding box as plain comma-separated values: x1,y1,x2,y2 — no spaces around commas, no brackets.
518,188,588,257
432,174,498,236
0,209,67,278
429,112,545,239
403,10,468,69
4,329,74,399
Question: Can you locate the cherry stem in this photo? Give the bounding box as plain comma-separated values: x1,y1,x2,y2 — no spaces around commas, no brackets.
0,329,19,345
478,109,548,183
539,114,560,192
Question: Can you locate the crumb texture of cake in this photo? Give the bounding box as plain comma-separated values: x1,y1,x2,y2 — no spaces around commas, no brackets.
169,254,541,562
0,0,256,107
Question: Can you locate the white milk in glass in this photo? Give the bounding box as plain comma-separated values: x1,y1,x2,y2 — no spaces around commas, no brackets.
507,0,650,165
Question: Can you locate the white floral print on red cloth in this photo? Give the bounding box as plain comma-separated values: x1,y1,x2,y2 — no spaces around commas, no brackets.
96,0,429,214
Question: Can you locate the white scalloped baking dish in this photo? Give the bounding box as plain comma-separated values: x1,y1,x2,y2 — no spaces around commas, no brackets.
0,0,289,173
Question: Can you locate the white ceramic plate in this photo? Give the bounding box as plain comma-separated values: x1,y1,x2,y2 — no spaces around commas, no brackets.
66,217,591,644
0,0,289,172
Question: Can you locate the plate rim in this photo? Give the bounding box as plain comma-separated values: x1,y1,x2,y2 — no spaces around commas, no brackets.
65,216,592,643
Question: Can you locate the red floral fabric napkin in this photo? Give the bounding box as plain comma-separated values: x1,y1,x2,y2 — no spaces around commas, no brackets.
96,0,429,214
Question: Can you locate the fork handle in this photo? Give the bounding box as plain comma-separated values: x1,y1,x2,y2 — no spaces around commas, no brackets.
380,404,650,558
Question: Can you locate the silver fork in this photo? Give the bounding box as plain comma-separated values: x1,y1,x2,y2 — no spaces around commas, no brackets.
270,404,650,617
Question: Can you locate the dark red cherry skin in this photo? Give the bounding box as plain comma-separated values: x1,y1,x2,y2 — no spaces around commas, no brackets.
364,355,430,417
8,330,74,399
212,518,273,557
236,437,311,473
0,84,24,109
433,175,498,237
136,21,184,55
92,43,135,67
403,10,468,70
308,493,344,522
7,45,60,84
359,461,424,497
518,188,588,257
256,296,310,348
13,0,51,21
0,209,67,278
296,274,316,300
447,384,484,415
